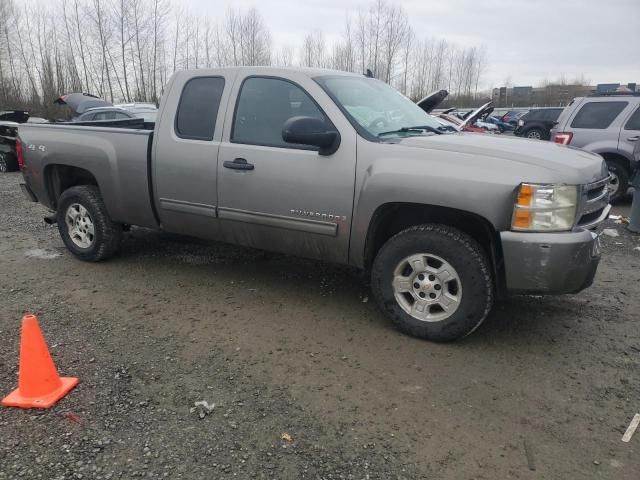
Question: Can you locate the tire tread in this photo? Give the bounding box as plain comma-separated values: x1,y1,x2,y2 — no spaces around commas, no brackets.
371,224,494,342
56,185,122,262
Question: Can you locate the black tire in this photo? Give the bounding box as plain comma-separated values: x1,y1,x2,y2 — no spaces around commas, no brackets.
371,224,494,342
605,160,629,203
0,152,18,173
524,128,545,140
56,185,122,261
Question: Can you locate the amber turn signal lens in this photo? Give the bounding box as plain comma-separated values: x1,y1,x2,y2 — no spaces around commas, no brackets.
512,208,531,229
516,184,533,207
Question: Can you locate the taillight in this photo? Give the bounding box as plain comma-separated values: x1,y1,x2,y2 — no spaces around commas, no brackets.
16,137,24,171
553,132,573,145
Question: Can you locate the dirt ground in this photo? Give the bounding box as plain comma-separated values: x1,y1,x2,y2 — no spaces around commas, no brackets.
1,170,639,479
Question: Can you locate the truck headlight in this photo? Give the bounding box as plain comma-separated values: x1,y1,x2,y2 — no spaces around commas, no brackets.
511,183,578,231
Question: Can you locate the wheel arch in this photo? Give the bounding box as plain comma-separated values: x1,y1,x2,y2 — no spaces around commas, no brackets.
363,202,505,295
599,151,631,175
44,164,100,210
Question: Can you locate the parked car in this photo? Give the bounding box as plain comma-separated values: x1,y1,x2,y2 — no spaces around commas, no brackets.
0,121,19,172
551,92,640,201
501,110,529,126
18,67,610,342
0,110,30,172
436,113,487,133
74,107,136,122
475,118,500,133
417,92,495,133
514,108,564,140
484,115,515,132
114,103,158,122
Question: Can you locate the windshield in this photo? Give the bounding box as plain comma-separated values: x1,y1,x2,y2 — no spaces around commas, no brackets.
315,76,447,138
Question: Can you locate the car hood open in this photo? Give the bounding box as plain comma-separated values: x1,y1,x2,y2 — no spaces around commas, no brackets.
54,93,112,114
416,90,449,113
460,102,494,128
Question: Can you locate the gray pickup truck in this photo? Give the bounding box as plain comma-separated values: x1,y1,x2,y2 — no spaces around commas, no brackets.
18,67,610,342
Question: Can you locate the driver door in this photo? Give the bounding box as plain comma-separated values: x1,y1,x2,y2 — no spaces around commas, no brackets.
216,74,357,263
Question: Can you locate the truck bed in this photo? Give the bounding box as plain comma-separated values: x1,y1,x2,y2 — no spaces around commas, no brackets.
18,122,158,229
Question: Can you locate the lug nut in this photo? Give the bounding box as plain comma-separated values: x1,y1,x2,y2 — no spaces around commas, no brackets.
418,292,426,298
429,293,436,299
418,274,425,281
428,275,435,281
413,283,420,289
434,285,441,291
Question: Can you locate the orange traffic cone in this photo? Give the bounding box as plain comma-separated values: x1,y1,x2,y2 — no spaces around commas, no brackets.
2,314,78,409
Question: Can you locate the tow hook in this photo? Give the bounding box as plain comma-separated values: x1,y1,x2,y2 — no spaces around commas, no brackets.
44,214,57,225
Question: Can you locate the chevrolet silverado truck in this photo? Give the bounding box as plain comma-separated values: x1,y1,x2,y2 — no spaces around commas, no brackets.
18,67,611,342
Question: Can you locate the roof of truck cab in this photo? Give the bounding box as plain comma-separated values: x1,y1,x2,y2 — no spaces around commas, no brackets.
175,66,364,79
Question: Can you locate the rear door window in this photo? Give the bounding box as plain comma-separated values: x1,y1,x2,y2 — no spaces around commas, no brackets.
624,107,640,130
571,101,628,129
524,110,543,120
175,76,225,140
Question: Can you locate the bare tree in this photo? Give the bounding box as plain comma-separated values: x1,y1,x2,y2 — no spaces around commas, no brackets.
0,0,490,117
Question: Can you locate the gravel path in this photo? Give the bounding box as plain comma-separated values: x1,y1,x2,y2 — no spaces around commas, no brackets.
1,171,639,479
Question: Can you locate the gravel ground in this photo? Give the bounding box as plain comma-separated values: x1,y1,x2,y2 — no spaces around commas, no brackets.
1,171,639,479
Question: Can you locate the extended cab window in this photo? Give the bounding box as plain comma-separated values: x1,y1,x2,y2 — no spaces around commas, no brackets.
232,77,325,148
624,107,640,130
175,76,225,140
571,101,628,129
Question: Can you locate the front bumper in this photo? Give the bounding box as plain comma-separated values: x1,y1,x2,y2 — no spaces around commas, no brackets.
501,228,602,294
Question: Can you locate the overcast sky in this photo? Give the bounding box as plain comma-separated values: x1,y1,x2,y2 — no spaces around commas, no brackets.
192,0,639,89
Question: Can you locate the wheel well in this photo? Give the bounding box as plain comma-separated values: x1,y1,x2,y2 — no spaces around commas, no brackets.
600,152,630,174
45,164,99,209
363,203,505,293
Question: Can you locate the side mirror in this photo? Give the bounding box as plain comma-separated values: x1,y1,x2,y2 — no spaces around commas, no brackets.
282,116,341,156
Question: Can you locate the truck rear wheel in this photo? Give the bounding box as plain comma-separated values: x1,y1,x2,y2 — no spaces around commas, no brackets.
371,224,494,342
56,185,122,262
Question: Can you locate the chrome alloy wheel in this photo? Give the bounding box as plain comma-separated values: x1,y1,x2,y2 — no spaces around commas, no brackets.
65,203,95,248
391,253,462,322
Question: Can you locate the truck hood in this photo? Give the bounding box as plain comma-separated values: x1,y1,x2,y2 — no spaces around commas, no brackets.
397,132,608,184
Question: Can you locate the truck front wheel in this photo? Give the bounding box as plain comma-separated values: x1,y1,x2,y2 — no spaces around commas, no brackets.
371,224,494,342
56,185,122,262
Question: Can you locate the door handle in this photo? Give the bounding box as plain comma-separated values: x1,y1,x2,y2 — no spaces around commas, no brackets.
628,136,639,142
223,158,254,170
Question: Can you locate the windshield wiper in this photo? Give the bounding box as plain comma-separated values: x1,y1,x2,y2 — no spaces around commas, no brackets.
377,125,443,137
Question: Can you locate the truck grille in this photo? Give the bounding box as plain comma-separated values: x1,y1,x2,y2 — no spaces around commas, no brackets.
576,177,610,230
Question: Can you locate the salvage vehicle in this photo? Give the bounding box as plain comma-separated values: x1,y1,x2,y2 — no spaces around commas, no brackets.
514,108,564,140
417,92,494,133
74,107,136,122
501,110,528,126
18,67,611,342
0,111,29,172
551,92,640,202
0,121,19,172
74,104,159,123
484,115,515,132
